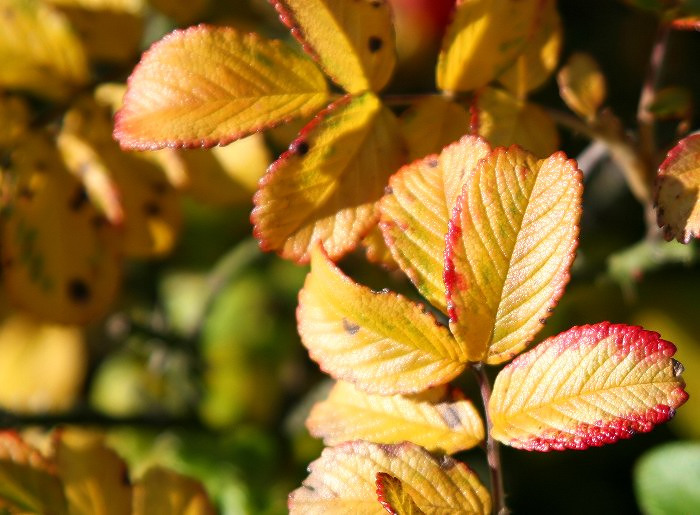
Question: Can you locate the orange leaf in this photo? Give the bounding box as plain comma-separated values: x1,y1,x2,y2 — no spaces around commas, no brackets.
114,25,329,150
489,323,689,451
375,473,425,515
656,134,700,243
273,0,396,93
379,135,491,313
252,92,405,263
445,146,582,363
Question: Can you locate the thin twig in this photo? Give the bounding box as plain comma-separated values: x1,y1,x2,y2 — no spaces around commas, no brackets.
473,363,508,515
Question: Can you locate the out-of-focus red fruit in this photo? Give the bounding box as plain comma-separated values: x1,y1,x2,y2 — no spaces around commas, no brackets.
389,0,455,37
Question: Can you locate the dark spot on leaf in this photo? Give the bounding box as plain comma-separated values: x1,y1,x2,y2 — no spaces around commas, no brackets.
370,0,382,7
438,455,455,470
303,484,315,492
539,318,547,324
672,359,685,377
69,187,89,211
368,36,383,52
19,186,34,200
67,278,90,303
293,140,309,156
143,201,161,216
151,182,167,195
342,318,360,335
428,158,439,168
384,185,393,194
34,160,47,172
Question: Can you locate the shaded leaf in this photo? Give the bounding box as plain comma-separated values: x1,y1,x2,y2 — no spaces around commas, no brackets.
361,225,397,269
307,380,484,453
445,146,582,363
557,52,607,121
0,0,88,100
375,473,425,515
289,441,490,514
399,96,472,161
656,134,700,243
114,25,329,150
133,466,215,515
273,0,396,93
647,86,692,119
474,87,559,157
149,0,208,24
436,0,547,92
0,95,29,147
54,429,132,515
379,135,491,313
489,322,689,451
252,92,404,263
298,247,466,395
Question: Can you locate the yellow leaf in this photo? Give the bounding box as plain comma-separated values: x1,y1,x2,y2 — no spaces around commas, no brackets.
0,431,67,515
1,134,122,324
436,0,546,93
289,441,490,514
0,0,88,100
273,0,396,93
399,96,472,161
114,25,329,150
375,473,425,515
489,322,689,451
445,146,582,364
0,95,30,147
54,429,132,515
557,52,607,121
655,134,700,243
252,92,405,263
148,0,208,25
178,134,271,206
133,466,215,515
0,313,86,413
307,380,484,453
298,247,467,395
498,1,562,96
379,135,491,313
475,87,559,158
361,225,397,269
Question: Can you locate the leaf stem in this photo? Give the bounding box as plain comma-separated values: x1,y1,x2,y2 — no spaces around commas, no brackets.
473,363,508,515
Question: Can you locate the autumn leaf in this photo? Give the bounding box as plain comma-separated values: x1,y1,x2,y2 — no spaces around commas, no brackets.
445,146,582,363
114,25,329,150
0,95,30,147
379,135,491,313
289,441,490,514
133,467,215,515
361,225,397,269
149,0,208,24
557,52,607,121
297,246,467,395
273,0,396,93
375,473,425,515
489,322,688,451
252,92,404,263
655,134,700,243
307,380,484,453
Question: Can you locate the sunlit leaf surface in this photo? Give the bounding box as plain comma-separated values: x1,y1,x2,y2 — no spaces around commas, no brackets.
557,52,607,120
375,473,425,515
489,322,689,451
289,441,490,514
445,146,582,363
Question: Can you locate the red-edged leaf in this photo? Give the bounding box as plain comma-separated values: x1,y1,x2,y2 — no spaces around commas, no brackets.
376,473,425,515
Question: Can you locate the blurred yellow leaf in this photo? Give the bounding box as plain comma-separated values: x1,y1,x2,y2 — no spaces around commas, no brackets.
375,473,425,515
114,26,329,150
436,0,548,92
148,0,208,24
307,380,484,453
0,0,88,100
361,225,397,269
656,134,700,243
445,146,582,363
399,96,472,161
0,313,86,413
133,466,215,515
379,135,491,313
289,441,490,514
1,134,122,324
297,247,466,395
0,431,68,514
475,87,559,157
273,0,396,93
54,429,132,515
557,52,607,120
489,323,689,450
498,1,562,96
252,92,405,263
0,95,30,147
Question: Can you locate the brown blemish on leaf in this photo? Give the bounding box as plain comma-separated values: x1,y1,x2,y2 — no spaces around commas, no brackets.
69,187,89,211
368,36,383,52
377,443,400,457
342,318,360,335
438,404,462,429
67,278,90,303
292,140,309,156
438,454,455,470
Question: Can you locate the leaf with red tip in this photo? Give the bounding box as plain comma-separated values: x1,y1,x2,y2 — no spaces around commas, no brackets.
379,135,491,313
273,0,396,93
307,381,484,453
253,92,404,263
114,25,329,150
289,441,490,514
375,473,424,515
297,247,467,395
445,146,582,364
489,323,689,451
656,134,700,243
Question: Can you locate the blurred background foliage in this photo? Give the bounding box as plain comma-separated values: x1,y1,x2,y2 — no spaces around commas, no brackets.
0,0,699,513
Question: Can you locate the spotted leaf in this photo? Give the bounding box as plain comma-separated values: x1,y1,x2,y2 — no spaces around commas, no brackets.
375,473,424,515
489,323,689,451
